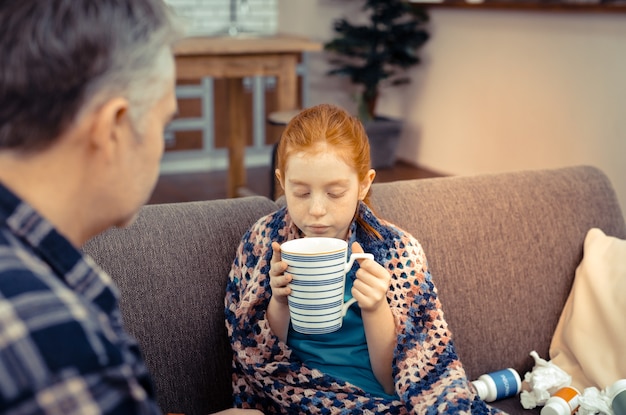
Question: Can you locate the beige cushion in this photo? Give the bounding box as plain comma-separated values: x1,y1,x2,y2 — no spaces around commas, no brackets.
549,228,626,390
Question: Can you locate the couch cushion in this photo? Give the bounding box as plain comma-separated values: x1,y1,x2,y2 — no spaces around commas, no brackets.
370,166,626,388
83,196,279,415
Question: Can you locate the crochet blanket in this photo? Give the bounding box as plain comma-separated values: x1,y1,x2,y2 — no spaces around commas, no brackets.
225,203,503,414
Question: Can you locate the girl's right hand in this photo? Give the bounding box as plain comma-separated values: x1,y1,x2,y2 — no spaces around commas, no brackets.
269,241,291,304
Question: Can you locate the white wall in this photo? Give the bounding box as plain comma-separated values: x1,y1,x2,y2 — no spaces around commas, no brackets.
166,0,277,36
278,2,626,218
277,0,363,112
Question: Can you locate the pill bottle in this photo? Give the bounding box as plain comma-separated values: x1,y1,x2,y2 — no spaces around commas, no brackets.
608,379,626,415
540,386,580,415
471,368,522,402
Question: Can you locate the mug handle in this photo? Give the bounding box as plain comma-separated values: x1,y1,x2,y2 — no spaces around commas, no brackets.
344,252,374,272
341,297,358,317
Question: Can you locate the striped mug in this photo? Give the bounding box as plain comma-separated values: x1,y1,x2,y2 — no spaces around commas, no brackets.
280,237,373,334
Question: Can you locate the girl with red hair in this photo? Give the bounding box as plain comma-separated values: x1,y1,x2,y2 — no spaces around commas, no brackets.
225,104,501,414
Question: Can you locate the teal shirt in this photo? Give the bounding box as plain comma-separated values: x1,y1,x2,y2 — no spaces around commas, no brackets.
287,274,397,400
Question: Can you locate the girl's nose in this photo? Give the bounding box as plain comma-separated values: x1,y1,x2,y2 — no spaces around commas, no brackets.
308,196,327,216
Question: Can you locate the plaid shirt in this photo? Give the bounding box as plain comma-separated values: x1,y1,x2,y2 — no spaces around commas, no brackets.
0,183,161,415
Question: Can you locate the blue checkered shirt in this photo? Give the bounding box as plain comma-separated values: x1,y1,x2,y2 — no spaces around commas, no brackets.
0,182,161,414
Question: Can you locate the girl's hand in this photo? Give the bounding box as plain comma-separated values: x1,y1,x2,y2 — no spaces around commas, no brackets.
351,241,396,394
269,242,291,304
351,242,392,312
267,242,292,341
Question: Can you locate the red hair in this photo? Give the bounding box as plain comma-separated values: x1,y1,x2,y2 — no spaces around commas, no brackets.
277,104,381,239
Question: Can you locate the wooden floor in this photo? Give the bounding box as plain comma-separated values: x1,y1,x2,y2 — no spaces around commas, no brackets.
148,161,443,204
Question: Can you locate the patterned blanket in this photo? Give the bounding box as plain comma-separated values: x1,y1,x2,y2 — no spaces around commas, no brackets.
225,203,503,414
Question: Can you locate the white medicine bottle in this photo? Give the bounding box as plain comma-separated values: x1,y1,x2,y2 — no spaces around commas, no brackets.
471,368,522,402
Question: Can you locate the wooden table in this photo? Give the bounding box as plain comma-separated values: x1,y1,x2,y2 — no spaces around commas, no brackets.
173,34,322,198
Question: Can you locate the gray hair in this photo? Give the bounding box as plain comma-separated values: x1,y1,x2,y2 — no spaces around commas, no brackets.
0,0,182,152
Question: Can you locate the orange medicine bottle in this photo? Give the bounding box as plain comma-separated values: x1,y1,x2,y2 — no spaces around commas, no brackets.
541,386,581,415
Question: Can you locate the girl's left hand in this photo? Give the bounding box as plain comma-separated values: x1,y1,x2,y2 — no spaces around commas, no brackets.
350,242,392,312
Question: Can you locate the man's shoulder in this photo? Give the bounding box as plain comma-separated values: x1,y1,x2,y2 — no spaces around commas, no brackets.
0,233,127,406
0,228,56,296
0,227,94,344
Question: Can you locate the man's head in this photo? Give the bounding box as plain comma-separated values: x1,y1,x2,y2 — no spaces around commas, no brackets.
0,0,181,244
0,0,180,153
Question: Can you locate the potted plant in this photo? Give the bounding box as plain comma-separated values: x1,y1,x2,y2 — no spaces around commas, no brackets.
324,0,429,168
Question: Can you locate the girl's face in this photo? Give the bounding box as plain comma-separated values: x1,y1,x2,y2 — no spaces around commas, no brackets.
277,148,374,240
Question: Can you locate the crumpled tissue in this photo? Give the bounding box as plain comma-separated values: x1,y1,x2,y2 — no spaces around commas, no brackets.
520,351,571,409
578,386,613,415
520,351,617,414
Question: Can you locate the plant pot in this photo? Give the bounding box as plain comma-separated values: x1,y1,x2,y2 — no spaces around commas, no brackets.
364,117,403,169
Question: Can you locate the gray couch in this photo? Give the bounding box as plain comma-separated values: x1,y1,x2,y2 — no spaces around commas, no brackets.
83,165,626,415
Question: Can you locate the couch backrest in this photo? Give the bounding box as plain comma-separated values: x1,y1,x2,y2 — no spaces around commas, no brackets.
370,165,626,382
83,166,626,415
83,196,278,415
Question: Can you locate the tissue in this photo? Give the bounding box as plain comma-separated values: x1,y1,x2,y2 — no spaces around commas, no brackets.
520,351,571,409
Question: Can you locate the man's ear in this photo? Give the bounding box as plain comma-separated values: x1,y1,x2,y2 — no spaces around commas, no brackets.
89,97,131,159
